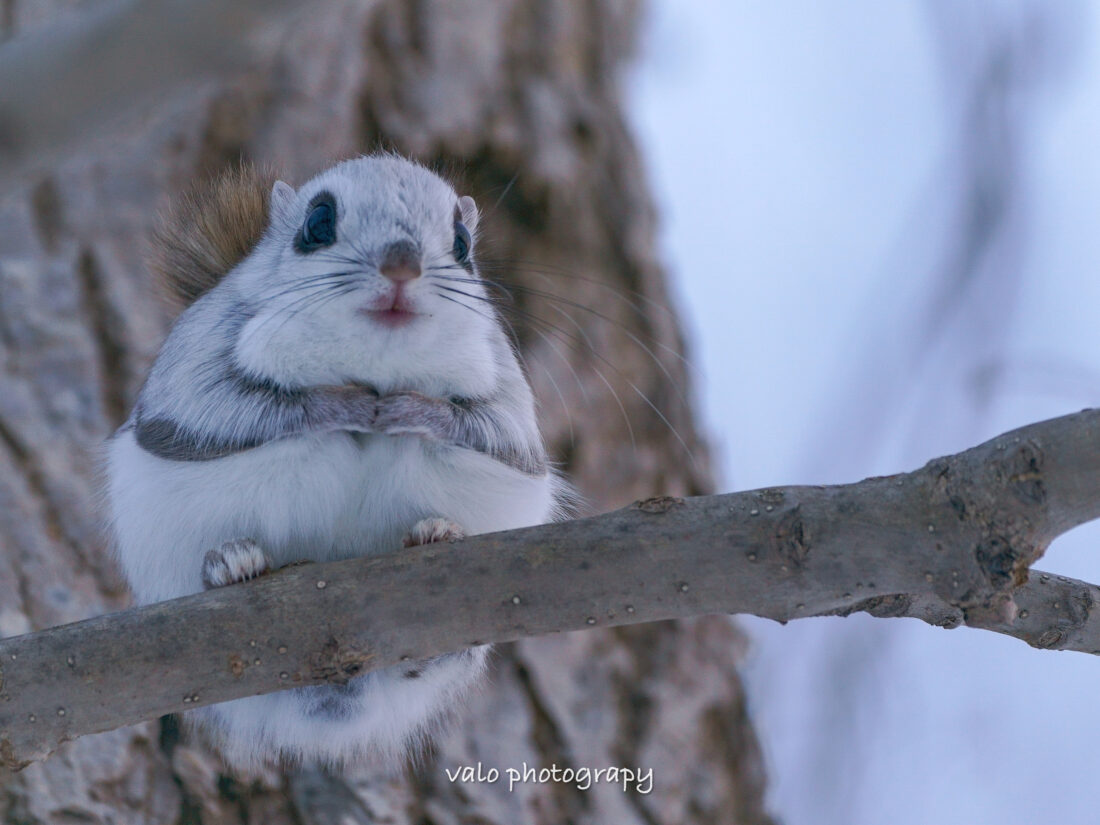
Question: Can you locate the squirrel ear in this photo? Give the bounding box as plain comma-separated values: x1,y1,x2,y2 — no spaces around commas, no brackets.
270,181,296,221
458,195,479,234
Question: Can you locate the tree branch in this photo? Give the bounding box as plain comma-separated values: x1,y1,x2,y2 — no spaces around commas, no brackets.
2,409,1099,769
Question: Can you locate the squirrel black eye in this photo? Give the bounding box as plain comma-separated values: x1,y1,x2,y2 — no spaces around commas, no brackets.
453,221,472,265
296,193,337,253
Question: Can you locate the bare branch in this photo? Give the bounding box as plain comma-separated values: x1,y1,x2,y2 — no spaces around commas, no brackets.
2,409,1099,769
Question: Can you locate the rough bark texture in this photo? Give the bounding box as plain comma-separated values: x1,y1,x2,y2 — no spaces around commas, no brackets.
0,1,771,823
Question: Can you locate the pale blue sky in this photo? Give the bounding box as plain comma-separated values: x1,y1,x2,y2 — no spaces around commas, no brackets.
630,3,1100,823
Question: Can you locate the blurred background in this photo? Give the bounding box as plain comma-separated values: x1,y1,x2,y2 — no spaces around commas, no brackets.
631,1,1100,823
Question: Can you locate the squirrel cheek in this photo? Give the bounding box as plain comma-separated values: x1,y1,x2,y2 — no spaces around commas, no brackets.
233,313,279,375
234,312,321,384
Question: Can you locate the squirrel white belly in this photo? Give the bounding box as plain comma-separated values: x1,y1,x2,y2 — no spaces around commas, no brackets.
105,155,564,769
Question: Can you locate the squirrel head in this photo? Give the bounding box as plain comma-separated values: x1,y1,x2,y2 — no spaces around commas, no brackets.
151,155,500,397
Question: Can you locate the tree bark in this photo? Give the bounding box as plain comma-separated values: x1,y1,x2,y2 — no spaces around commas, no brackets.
0,1,771,823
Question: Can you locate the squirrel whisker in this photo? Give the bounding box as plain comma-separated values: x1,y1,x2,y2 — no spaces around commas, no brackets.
432,278,696,467
433,290,577,452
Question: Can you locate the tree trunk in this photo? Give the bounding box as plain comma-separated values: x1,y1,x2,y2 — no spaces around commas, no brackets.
0,1,772,822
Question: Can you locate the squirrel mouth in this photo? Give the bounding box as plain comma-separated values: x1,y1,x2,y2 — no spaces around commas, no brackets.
360,293,419,328
361,281,422,328
364,307,419,328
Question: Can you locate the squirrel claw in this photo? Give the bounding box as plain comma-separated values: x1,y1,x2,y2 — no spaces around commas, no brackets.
402,517,466,548
202,538,272,589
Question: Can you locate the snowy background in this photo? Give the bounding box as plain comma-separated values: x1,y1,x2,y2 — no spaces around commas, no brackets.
630,2,1100,823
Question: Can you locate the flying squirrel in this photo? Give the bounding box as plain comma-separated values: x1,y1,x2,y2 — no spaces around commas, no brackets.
106,154,567,769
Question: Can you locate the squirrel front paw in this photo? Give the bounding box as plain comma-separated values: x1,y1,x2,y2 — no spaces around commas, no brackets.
312,384,379,434
402,517,466,548
201,538,272,589
374,392,451,439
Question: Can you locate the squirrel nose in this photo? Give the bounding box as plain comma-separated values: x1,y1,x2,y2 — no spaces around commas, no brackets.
379,240,421,282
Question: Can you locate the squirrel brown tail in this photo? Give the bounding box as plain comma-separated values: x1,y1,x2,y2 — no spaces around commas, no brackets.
147,163,278,311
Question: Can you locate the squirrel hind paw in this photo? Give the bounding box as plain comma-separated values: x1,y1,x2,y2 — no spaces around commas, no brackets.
402,517,466,548
202,538,272,589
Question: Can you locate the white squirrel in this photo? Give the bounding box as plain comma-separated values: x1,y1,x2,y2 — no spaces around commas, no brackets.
105,154,566,769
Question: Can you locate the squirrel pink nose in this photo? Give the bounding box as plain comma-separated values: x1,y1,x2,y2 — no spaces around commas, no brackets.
379,240,422,282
